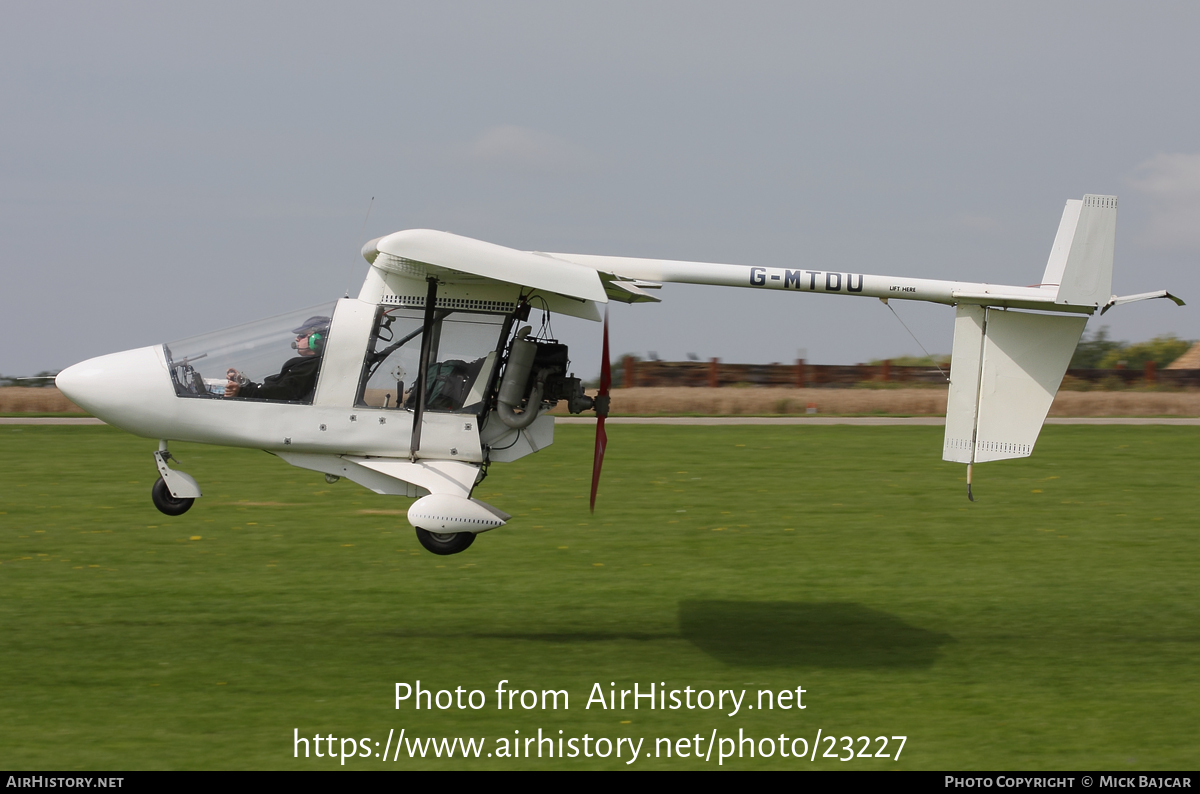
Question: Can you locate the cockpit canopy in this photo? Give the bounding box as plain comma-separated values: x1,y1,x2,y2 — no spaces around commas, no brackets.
163,299,509,413
165,302,338,404
357,306,504,414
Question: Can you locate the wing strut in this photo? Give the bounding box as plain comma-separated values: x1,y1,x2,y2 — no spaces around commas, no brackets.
410,276,439,460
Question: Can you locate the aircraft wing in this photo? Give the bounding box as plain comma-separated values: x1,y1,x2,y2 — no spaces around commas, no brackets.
365,230,607,303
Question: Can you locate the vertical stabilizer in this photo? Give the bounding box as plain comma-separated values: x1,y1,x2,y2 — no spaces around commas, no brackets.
944,307,1085,465
1045,194,1116,308
1039,199,1082,289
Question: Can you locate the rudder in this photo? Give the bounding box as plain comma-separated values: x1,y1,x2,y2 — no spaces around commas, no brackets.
1041,194,1116,309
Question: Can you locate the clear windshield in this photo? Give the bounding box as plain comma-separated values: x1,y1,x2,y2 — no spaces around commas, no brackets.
164,301,338,403
358,307,506,414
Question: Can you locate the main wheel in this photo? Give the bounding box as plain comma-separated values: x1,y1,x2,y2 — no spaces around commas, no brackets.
414,527,476,555
152,477,194,516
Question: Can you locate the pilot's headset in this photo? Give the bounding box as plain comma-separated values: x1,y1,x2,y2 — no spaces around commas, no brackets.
292,316,332,353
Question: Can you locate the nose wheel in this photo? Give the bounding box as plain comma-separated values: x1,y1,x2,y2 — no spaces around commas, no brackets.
414,527,476,555
151,442,202,516
152,477,195,516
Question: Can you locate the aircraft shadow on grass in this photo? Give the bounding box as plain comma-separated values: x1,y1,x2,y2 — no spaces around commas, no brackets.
678,600,954,669
419,601,952,670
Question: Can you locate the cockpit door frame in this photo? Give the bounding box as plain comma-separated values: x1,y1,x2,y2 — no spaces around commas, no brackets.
312,298,378,408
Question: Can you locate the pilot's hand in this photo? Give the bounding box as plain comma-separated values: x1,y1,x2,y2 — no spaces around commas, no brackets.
225,368,241,398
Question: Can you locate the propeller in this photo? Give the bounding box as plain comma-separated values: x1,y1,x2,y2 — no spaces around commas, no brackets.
589,306,611,512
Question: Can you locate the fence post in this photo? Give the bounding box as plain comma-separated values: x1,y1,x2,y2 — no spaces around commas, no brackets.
708,358,720,388
623,356,636,388
1144,360,1157,385
795,359,806,388
882,359,892,382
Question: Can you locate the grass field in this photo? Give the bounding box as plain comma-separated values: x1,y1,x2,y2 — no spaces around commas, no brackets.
1,424,1197,770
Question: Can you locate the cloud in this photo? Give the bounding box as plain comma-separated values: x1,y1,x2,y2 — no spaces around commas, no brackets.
462,125,596,173
1128,153,1200,251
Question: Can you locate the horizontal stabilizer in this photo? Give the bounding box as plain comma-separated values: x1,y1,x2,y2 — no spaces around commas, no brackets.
1101,289,1186,315
944,306,1085,464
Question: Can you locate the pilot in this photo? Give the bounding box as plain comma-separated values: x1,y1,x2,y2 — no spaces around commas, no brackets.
225,316,330,401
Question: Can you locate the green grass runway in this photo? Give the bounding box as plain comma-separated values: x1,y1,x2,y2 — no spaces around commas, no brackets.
1,424,1197,770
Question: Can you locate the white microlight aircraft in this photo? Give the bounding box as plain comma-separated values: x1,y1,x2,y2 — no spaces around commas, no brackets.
57,195,1181,555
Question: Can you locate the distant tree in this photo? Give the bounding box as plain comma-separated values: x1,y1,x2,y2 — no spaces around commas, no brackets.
868,354,950,367
1097,334,1190,370
1070,326,1125,369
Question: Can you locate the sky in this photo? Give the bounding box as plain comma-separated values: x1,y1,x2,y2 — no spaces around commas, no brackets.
3,1,1199,377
